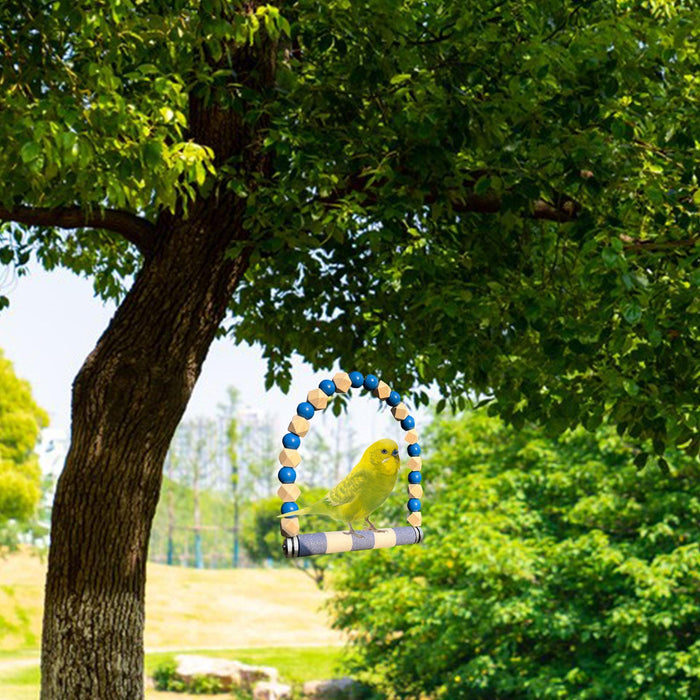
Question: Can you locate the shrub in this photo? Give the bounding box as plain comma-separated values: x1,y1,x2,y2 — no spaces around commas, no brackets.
330,412,700,699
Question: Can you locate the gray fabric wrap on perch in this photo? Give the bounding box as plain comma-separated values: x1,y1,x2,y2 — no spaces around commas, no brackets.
282,525,423,558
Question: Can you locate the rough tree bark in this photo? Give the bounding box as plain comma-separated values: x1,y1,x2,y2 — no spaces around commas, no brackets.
40,200,251,698
40,17,277,698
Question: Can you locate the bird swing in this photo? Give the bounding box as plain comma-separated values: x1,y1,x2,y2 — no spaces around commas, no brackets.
277,370,424,558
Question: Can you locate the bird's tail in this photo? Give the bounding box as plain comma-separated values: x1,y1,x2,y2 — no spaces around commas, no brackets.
276,499,334,519
276,506,311,519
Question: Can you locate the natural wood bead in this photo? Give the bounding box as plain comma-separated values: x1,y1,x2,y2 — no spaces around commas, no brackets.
408,483,424,499
407,512,422,527
373,380,391,400
407,456,422,471
391,402,409,420
288,415,310,438
279,448,301,468
280,518,300,537
277,484,301,502
307,388,328,410
404,429,419,444
332,371,352,393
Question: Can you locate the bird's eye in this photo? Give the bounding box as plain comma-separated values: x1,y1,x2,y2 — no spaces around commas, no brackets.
381,449,388,454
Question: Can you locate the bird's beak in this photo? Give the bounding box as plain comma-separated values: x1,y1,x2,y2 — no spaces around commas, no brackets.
392,449,399,457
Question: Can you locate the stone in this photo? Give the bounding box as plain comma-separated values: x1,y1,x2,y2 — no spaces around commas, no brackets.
303,677,363,699
174,655,242,691
254,680,293,700
172,655,278,693
238,662,279,689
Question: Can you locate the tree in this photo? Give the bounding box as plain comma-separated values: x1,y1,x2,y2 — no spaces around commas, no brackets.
1,1,699,697
0,349,48,550
331,412,700,699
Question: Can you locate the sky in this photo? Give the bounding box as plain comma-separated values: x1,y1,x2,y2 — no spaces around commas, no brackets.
0,262,417,475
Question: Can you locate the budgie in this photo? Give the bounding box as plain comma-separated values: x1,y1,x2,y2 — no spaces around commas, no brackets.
279,438,400,536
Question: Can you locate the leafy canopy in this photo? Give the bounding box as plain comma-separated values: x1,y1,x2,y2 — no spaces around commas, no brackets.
1,1,700,456
0,350,48,546
331,411,700,699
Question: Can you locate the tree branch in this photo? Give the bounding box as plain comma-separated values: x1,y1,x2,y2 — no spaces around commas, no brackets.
620,234,699,252
0,205,156,255
319,172,580,222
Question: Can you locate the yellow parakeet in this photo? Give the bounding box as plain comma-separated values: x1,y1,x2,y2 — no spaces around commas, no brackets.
278,438,400,535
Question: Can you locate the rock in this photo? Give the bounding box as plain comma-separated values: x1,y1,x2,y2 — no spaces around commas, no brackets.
303,677,363,699
173,654,278,692
174,655,242,691
238,661,279,688
253,680,293,700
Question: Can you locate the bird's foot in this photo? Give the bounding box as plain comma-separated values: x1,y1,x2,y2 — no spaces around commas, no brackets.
346,525,366,539
365,518,385,533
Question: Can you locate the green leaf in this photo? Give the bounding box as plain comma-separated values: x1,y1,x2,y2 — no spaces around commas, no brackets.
20,142,41,163
194,160,206,186
474,176,492,195
143,141,163,168
623,303,642,324
633,451,648,470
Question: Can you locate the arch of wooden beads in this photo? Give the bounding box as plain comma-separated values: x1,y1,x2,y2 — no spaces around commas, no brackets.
277,370,424,544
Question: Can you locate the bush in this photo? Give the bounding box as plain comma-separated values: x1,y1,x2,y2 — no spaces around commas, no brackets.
188,674,223,694
330,412,700,699
152,659,185,692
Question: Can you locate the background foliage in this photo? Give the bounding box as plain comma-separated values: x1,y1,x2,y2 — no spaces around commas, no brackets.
2,1,700,461
331,411,700,699
0,350,47,551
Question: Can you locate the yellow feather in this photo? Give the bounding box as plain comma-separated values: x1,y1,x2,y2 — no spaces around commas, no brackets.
277,438,400,531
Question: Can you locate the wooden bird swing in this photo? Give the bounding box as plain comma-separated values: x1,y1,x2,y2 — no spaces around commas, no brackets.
278,370,424,558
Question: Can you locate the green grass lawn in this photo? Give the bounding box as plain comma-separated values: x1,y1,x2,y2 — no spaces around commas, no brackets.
0,549,346,698
0,646,345,700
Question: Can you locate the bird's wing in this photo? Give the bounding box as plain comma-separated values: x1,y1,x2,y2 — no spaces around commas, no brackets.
325,469,370,507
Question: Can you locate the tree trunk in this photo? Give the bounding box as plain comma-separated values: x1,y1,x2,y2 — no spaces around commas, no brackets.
40,15,277,695
40,199,250,699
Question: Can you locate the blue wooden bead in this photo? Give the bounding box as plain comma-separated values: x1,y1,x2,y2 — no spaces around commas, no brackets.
319,379,336,396
278,467,296,484
387,391,401,407
401,415,416,431
408,471,422,484
296,401,315,419
282,432,301,450
408,498,422,512
281,502,299,516
407,443,421,457
349,371,364,388
363,373,379,390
